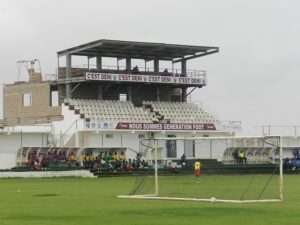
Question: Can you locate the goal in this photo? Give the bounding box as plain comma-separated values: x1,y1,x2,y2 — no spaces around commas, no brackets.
118,136,283,203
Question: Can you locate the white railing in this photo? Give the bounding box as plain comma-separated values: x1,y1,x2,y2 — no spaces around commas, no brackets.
192,101,220,121
254,125,300,136
51,119,80,147
219,121,242,132
57,65,207,80
44,74,57,81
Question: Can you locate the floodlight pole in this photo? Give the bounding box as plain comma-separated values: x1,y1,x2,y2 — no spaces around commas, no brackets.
279,136,283,200
154,145,158,196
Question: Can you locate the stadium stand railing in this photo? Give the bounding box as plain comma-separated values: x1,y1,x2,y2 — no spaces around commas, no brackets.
57,65,207,81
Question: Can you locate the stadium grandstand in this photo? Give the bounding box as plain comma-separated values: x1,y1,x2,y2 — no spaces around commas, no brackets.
0,39,299,178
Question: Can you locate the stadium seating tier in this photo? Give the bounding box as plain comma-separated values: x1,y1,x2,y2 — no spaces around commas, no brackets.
64,99,219,124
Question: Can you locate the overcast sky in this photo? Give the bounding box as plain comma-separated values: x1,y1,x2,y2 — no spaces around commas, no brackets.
0,0,299,135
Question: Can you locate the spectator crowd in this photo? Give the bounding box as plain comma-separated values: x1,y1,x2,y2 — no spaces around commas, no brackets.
283,149,300,170
26,149,149,173
26,150,79,170
82,151,149,173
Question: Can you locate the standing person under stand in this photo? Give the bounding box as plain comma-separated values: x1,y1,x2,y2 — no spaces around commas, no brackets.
181,153,187,167
239,150,247,165
132,65,139,74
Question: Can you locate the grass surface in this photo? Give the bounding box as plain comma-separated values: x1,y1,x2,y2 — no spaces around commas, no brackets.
0,175,299,225
133,174,280,200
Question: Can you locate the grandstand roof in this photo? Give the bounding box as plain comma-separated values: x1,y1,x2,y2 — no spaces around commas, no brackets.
57,39,219,62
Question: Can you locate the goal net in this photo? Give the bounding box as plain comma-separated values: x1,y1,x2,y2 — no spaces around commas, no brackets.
118,136,283,203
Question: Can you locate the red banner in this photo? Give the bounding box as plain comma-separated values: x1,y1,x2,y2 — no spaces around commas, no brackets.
115,122,216,131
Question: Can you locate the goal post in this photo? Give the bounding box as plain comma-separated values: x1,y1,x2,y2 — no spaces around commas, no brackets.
118,135,283,203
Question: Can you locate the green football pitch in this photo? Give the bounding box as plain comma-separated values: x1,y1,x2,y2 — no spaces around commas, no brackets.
0,175,299,225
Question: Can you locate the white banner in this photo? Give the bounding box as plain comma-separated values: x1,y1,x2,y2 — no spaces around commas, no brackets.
86,72,205,85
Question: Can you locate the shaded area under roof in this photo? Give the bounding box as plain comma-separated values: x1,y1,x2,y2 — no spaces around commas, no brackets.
57,39,219,62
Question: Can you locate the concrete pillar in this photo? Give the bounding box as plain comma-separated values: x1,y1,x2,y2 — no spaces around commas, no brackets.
182,87,187,102
181,59,187,76
66,84,71,99
66,54,72,98
156,87,160,101
96,56,102,70
126,58,131,73
57,56,60,79
97,85,103,100
181,60,187,102
154,59,159,74
128,85,132,101
66,54,72,78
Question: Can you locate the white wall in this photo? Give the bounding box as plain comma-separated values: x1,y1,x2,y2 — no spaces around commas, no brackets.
282,136,300,158
0,133,48,151
283,136,300,147
82,132,103,147
121,133,140,159
51,104,81,145
82,132,123,147
0,153,16,169
80,131,141,159
0,132,49,169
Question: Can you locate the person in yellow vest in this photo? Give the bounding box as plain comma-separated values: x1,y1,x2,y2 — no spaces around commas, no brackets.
239,150,247,165
82,154,88,168
120,152,126,161
89,154,96,169
194,160,202,183
86,154,91,168
112,152,118,163
239,151,243,165
239,151,245,165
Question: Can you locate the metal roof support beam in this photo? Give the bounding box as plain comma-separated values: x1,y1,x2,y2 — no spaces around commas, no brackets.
173,49,219,63
71,82,81,93
103,83,112,93
185,87,197,98
117,57,126,61
58,42,104,56
105,44,135,55
132,85,143,94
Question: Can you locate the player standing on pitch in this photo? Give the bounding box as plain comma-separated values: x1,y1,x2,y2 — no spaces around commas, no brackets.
194,160,201,183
